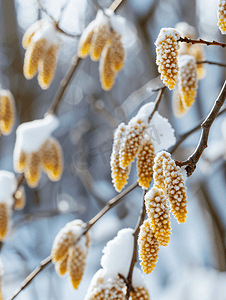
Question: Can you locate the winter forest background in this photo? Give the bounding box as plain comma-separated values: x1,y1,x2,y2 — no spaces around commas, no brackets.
0,0,226,299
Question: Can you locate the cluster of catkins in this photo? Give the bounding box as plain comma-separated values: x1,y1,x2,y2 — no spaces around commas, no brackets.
51,220,90,290
22,19,62,90
138,150,187,274
110,118,155,191
155,25,204,118
13,115,63,188
78,10,126,91
0,171,26,241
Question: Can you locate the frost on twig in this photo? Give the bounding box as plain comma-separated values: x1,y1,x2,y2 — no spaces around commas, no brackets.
13,114,63,188
23,19,62,89
78,10,126,91
51,219,90,289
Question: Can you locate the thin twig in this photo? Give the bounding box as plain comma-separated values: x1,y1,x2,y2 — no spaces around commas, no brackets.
148,87,166,123
175,81,226,176
178,36,226,48
125,190,147,299
37,0,56,22
197,60,226,68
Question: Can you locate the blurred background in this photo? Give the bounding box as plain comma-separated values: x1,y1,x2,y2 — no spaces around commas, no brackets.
0,0,226,299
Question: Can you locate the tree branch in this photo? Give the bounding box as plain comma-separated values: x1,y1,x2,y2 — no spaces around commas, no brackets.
175,81,226,176
197,60,226,68
148,87,166,122
125,190,147,299
178,36,226,48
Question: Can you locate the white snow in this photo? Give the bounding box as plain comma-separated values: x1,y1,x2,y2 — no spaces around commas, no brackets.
32,19,62,45
134,102,176,152
155,27,180,45
175,22,196,38
101,228,134,278
0,171,17,203
15,114,59,153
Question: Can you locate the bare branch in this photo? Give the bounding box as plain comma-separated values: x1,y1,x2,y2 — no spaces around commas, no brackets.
148,87,166,123
197,60,226,68
175,81,226,176
178,36,226,48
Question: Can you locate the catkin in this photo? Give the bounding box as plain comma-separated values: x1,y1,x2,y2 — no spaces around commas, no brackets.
90,25,110,61
0,203,9,241
218,0,226,34
110,31,126,72
0,90,15,135
178,55,198,108
22,20,44,49
137,138,155,189
155,28,180,90
153,151,171,190
190,44,205,80
67,244,87,289
163,157,187,223
38,44,60,89
119,119,146,169
24,151,42,188
41,137,63,181
130,286,149,300
55,253,68,276
138,219,159,274
14,150,27,173
110,123,131,192
145,188,171,246
99,41,116,91
172,87,189,118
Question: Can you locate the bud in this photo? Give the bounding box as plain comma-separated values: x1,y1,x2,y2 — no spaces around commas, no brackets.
155,28,180,89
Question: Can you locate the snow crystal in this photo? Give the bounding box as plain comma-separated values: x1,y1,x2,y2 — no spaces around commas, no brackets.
15,114,59,153
101,228,134,278
0,171,17,203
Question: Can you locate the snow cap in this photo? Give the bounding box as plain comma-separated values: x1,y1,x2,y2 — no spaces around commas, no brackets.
0,171,17,203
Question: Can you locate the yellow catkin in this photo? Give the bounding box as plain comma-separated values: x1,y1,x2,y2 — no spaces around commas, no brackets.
138,220,159,274
38,44,60,89
84,271,126,300
137,138,155,189
77,20,96,58
24,151,42,188
190,44,205,80
0,90,15,135
172,86,189,118
163,156,187,223
14,186,26,210
145,188,171,246
23,39,47,79
153,151,171,190
51,229,78,263
110,31,126,72
218,0,226,34
55,253,68,276
130,286,149,300
110,123,131,192
41,137,63,181
15,150,27,173
90,25,110,61
155,28,180,90
22,20,44,49
119,119,146,169
178,55,198,108
67,244,86,289
0,203,9,241
99,41,116,91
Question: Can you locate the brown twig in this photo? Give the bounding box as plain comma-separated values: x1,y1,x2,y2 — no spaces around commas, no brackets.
125,190,147,299
178,36,226,48
175,81,226,176
197,60,226,68
148,87,166,123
